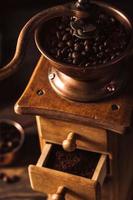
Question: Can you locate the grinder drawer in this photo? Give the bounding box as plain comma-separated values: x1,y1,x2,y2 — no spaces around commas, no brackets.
29,143,107,200
36,117,107,153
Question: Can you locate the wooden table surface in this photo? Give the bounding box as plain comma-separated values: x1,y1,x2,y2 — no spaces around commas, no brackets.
0,167,45,200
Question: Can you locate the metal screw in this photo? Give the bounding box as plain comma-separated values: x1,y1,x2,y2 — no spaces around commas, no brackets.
106,82,116,93
49,73,55,80
36,89,45,96
111,104,120,111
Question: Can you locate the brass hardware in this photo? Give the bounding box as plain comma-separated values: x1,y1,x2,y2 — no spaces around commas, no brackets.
49,73,55,80
48,186,66,200
48,67,126,102
62,132,77,152
36,89,45,96
70,19,97,39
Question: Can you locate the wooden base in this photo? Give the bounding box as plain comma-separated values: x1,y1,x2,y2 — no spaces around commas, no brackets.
15,57,133,134
14,57,133,200
36,116,133,200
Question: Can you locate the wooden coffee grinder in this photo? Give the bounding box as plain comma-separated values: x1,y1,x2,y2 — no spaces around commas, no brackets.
12,0,133,199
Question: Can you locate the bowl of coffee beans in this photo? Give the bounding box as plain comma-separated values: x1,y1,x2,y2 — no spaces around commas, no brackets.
35,1,132,81
0,119,24,166
33,1,133,101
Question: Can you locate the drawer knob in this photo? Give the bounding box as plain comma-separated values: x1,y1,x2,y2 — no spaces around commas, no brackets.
48,186,66,200
62,132,77,152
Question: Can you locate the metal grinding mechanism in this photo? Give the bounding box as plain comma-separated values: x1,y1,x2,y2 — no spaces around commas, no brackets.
0,0,132,102
71,0,97,39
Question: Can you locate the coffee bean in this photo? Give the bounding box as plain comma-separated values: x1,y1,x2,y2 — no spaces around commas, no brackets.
58,42,64,48
105,48,109,53
68,52,72,59
110,55,115,60
73,58,79,65
93,46,98,53
73,36,79,43
61,47,69,57
81,51,86,56
93,42,98,47
67,40,73,48
62,33,71,41
103,59,108,64
72,52,80,59
56,49,61,58
115,52,120,56
84,40,89,46
74,43,83,51
69,48,73,53
98,45,104,51
95,36,100,42
97,52,103,58
85,62,91,67
44,10,129,67
103,41,107,47
85,45,89,52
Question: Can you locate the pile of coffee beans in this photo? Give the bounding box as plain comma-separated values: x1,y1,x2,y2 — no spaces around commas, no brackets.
0,172,20,184
46,145,100,178
0,122,21,155
41,4,130,67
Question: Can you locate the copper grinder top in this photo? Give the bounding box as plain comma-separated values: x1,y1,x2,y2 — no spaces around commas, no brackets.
35,0,133,102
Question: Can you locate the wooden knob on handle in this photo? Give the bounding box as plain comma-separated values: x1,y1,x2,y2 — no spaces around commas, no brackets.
48,186,66,200
62,132,77,152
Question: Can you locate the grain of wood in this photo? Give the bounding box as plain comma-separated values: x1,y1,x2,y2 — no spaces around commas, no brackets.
36,116,108,154
29,144,107,200
15,57,133,134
